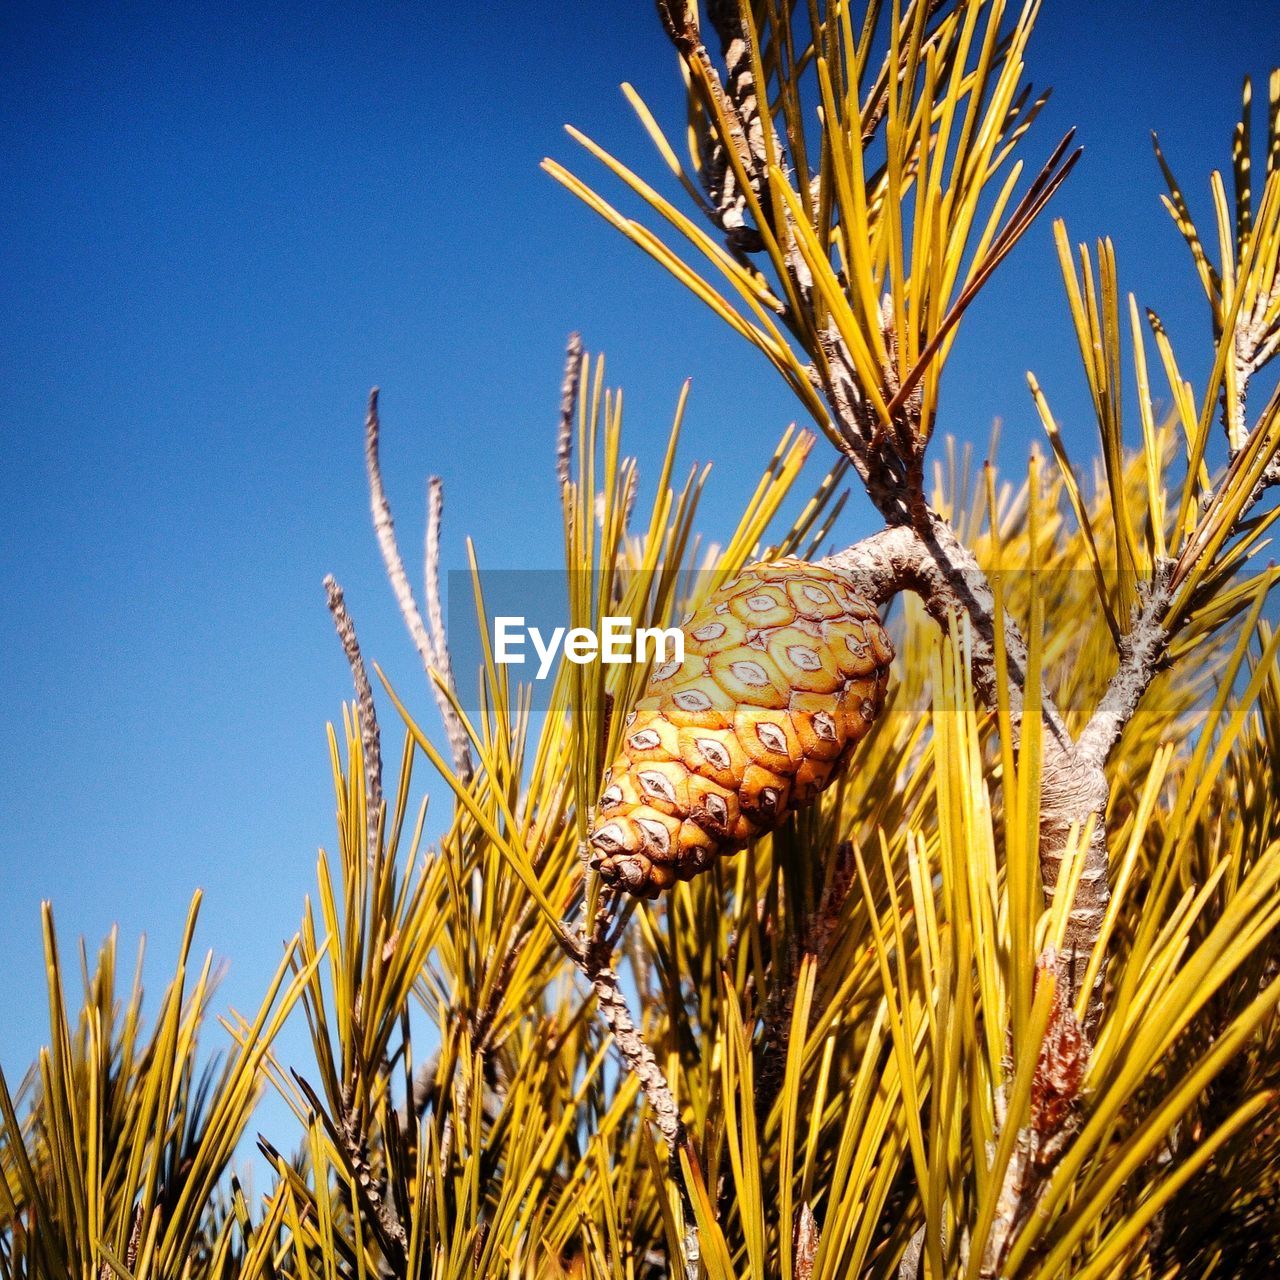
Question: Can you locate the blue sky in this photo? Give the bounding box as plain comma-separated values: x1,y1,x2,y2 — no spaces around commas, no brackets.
1,0,1277,1124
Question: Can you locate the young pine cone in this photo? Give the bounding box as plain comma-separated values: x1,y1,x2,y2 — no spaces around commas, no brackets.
587,558,893,896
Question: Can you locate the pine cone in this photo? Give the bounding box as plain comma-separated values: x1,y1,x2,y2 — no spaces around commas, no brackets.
587,558,893,896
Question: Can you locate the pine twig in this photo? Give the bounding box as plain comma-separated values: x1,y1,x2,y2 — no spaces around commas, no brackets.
557,332,583,490
291,1072,409,1275
366,389,432,666
564,893,685,1155
423,475,473,782
364,388,473,783
324,575,383,860
562,887,700,1276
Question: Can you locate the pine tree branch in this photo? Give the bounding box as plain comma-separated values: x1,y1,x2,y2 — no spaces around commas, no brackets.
657,0,771,253
820,519,1104,1029
1075,561,1175,769
819,517,1069,745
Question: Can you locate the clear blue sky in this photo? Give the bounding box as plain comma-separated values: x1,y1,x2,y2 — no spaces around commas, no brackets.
1,0,1277,1104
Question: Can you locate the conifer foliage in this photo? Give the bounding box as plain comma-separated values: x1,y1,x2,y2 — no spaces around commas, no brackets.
5,4,1280,1277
